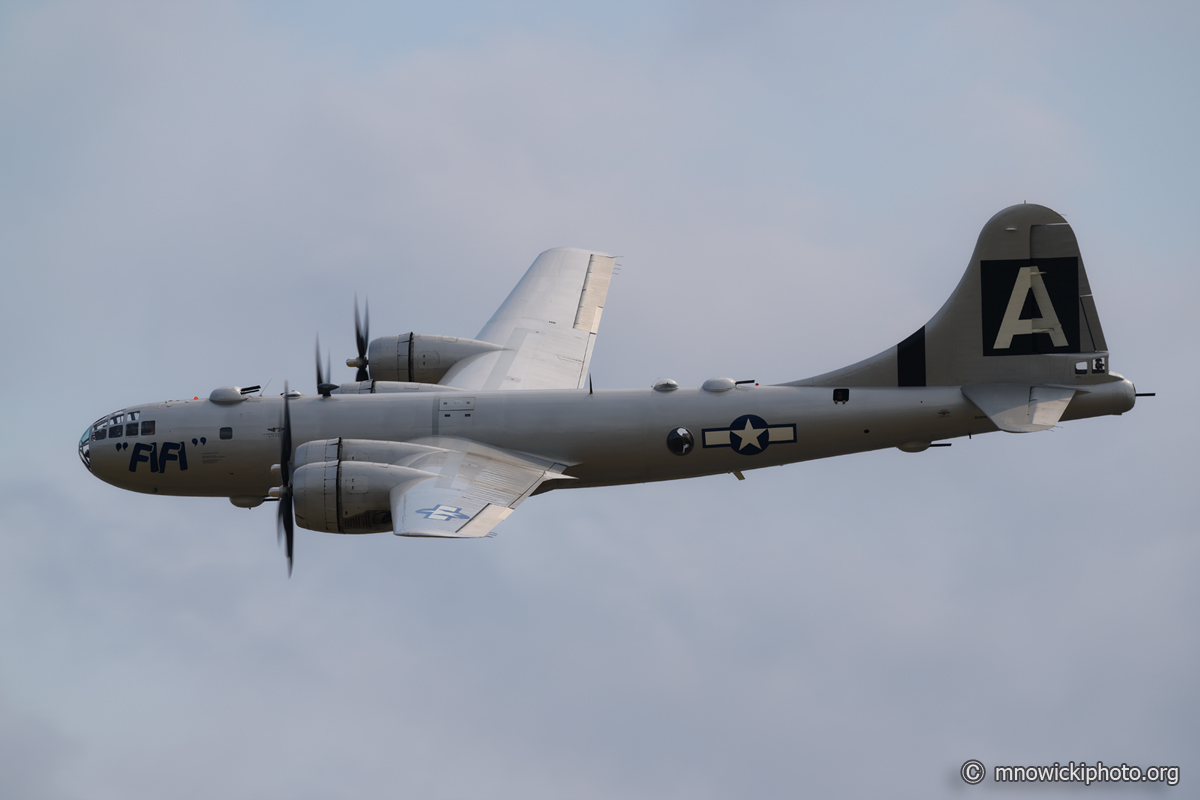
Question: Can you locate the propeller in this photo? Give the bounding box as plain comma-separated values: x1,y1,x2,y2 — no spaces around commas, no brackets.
271,381,295,577
315,335,336,397
346,295,370,381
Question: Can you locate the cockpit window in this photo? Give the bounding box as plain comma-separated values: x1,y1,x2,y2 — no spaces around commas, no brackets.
90,411,150,441
91,415,112,441
78,427,91,469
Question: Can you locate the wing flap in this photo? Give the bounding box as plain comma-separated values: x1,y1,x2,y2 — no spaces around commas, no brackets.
457,504,515,537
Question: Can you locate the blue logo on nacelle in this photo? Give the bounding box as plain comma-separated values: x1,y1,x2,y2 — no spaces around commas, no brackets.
416,505,471,521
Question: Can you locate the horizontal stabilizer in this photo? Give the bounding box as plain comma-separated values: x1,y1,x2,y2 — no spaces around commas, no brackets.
962,384,1077,432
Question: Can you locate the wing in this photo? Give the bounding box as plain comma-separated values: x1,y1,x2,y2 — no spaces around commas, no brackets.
386,437,574,537
439,247,616,391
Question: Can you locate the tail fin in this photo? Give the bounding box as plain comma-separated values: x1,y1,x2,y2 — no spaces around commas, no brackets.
791,203,1113,388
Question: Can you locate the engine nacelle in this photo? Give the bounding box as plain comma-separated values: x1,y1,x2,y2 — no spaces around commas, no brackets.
294,438,446,470
332,380,447,395
367,333,505,384
292,459,435,534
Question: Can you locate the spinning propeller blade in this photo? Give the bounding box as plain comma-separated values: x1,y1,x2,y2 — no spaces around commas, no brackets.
276,381,294,577
315,336,336,397
350,295,370,381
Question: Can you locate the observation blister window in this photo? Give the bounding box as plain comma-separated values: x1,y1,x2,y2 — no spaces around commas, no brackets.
666,427,694,456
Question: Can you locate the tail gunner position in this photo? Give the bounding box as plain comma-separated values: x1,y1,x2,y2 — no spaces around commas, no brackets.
80,205,1142,573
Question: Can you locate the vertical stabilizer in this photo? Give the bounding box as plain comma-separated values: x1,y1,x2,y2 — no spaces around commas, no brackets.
790,204,1114,388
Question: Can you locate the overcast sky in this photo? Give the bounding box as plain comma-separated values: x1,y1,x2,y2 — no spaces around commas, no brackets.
1,2,1197,798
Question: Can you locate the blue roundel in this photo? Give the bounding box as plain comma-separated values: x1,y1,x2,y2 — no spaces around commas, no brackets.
728,414,770,455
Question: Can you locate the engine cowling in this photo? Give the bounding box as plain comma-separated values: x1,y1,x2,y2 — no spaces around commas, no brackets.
294,438,445,469
292,457,436,534
331,380,447,395
367,333,505,384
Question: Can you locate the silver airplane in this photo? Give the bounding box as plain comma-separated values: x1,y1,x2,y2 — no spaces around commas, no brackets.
79,204,1143,573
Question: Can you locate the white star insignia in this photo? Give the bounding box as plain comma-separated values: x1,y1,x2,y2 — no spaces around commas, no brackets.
732,419,765,451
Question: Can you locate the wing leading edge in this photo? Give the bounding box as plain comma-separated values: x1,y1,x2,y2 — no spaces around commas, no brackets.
439,247,616,391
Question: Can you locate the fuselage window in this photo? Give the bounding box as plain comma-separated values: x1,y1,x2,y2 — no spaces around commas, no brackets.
141,420,155,436
220,427,233,440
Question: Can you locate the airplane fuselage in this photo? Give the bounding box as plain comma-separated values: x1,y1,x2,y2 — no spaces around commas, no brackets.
84,378,1136,501
77,204,1142,560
